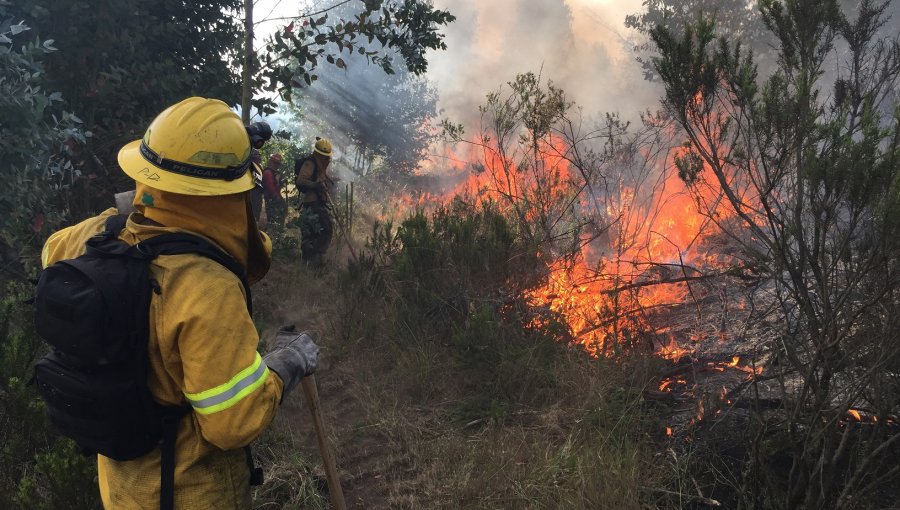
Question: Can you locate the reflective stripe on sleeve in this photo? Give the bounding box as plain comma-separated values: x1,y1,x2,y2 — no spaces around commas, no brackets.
184,353,269,415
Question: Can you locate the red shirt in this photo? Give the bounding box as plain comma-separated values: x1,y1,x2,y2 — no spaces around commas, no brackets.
262,168,281,199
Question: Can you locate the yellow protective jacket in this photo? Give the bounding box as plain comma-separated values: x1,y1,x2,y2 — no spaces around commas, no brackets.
41,206,283,509
295,158,330,204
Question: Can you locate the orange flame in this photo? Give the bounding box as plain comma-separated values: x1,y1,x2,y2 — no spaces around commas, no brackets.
385,121,740,358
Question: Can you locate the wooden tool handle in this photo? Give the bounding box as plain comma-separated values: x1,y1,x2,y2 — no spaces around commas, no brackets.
301,375,347,510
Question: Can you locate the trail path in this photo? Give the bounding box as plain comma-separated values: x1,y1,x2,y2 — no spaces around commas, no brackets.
254,259,404,509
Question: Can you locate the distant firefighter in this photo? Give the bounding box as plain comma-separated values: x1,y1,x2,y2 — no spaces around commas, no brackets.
246,121,273,224
262,153,286,227
294,137,335,261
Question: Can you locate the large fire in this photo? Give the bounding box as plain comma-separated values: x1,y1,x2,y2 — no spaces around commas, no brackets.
379,121,749,365
370,118,770,435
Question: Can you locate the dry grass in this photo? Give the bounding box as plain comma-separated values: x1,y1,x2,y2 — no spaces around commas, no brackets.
250,252,678,509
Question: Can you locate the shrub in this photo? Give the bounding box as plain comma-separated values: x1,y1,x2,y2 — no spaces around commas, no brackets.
0,282,100,509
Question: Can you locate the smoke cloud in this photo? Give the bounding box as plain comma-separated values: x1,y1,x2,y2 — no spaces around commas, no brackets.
428,0,662,128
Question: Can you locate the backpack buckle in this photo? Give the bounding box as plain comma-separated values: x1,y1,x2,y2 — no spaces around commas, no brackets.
135,242,155,259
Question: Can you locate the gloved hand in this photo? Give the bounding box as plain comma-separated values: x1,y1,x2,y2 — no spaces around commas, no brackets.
263,325,319,399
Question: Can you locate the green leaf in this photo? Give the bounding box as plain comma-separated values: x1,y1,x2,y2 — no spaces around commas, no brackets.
9,23,30,36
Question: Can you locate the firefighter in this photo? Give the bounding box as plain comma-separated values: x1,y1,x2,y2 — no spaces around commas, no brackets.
262,153,286,227
294,137,335,261
41,98,319,508
247,121,272,223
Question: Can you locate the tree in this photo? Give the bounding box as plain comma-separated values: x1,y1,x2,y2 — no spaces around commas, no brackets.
0,9,79,269
11,0,454,221
296,50,440,176
627,0,900,80
627,0,772,80
260,0,455,102
9,0,245,222
444,72,610,255
13,0,243,153
652,0,900,507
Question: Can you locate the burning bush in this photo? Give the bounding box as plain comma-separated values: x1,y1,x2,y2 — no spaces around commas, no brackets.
652,0,900,507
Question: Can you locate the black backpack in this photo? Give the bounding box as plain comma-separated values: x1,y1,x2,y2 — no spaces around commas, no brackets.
32,214,254,510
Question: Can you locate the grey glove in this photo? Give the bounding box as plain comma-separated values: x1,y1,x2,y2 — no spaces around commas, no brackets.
263,326,319,399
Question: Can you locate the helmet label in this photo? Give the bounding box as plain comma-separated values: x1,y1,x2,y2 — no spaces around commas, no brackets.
138,167,161,181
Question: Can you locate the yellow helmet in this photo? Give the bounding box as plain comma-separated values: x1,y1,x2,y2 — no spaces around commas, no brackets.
313,137,333,157
117,97,254,196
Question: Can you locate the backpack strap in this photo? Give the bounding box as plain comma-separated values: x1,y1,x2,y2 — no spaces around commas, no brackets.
100,214,253,314
104,214,129,237
139,232,253,315
159,409,189,510
309,157,321,182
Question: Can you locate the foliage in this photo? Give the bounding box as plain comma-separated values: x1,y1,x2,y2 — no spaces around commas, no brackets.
10,0,244,189
626,0,772,80
250,430,329,509
652,0,900,507
627,0,900,81
5,0,454,232
444,72,606,252
369,202,524,324
0,9,80,269
0,282,100,509
28,0,244,119
317,201,682,507
15,440,100,510
262,0,455,101
250,256,674,508
343,201,572,419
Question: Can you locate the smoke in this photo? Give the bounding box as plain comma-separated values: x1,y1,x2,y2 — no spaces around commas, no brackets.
428,0,662,129
255,0,664,176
